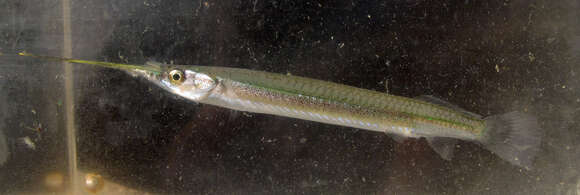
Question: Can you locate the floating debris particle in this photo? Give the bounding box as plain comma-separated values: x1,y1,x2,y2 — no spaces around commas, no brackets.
528,52,535,62
242,112,253,117
20,137,36,150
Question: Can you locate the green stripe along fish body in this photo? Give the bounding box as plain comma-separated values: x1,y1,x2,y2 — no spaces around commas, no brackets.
17,52,542,169
187,65,484,139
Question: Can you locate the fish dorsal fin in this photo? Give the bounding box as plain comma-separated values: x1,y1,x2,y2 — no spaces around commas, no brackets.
414,95,482,119
426,137,458,160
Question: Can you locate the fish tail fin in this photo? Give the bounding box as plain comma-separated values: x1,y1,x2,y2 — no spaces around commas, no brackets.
481,112,542,169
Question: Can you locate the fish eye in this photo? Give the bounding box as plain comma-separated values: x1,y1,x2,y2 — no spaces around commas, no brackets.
169,69,184,84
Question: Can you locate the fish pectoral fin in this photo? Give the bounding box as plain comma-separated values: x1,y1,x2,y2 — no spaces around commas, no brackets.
414,95,482,119
391,134,408,143
426,137,458,160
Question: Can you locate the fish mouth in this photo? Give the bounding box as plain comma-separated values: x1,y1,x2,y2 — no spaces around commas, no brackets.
18,52,162,73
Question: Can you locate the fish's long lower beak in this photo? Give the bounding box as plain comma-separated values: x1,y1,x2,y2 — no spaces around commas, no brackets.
18,52,161,73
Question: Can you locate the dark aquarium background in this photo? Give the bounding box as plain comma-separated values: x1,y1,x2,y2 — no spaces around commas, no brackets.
1,0,579,194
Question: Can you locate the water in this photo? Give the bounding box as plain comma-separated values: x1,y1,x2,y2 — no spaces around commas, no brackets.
1,0,579,194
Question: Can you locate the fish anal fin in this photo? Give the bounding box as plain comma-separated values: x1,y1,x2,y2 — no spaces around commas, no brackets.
426,137,458,160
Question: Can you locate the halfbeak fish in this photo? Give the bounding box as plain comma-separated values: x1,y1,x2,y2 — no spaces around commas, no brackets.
17,52,542,169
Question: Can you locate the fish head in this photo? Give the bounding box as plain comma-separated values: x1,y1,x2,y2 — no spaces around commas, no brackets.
16,52,218,101
143,66,217,101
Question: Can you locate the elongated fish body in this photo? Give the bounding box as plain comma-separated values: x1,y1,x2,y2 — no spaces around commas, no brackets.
16,52,542,169
187,66,483,141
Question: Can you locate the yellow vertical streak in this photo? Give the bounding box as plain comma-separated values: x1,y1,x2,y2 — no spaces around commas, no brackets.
61,0,79,194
